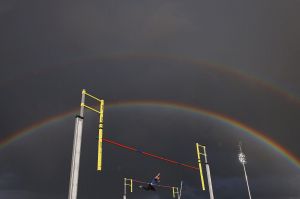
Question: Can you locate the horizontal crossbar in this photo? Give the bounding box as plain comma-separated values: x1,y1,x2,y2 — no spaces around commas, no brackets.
81,104,101,114
102,138,199,171
131,179,176,189
83,90,102,102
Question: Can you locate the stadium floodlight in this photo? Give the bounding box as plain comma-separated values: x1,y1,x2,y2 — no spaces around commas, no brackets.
238,143,252,199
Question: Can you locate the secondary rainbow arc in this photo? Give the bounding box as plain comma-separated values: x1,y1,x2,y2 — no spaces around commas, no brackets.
3,53,299,106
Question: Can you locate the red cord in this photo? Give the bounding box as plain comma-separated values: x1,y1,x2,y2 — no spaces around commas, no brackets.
102,138,199,171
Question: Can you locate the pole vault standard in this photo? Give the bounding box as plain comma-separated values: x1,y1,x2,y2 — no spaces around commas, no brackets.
123,178,181,199
68,89,104,199
123,178,133,199
68,90,213,198
196,144,214,199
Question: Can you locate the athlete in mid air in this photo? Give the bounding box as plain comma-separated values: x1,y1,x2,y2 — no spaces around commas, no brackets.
139,173,160,191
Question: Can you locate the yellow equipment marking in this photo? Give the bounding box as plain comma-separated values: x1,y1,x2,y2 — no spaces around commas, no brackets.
97,128,103,171
80,90,105,172
172,187,179,198
85,91,102,102
196,143,206,191
124,178,133,193
97,100,105,171
82,104,101,114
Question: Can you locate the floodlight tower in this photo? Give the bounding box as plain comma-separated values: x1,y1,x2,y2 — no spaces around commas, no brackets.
238,143,252,199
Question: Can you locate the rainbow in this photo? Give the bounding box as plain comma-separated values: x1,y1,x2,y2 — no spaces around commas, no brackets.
97,53,300,104
1,101,299,170
2,53,299,105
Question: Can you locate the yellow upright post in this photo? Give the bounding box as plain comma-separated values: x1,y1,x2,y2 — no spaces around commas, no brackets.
175,187,179,198
124,178,133,199
196,143,206,191
97,100,105,171
172,187,179,198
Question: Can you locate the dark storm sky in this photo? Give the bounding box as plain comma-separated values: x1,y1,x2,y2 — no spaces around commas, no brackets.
0,0,300,199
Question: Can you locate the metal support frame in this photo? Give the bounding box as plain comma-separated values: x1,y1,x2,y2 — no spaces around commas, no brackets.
196,143,214,199
68,89,104,199
196,143,206,191
123,178,133,199
79,89,105,171
68,90,85,199
172,187,180,198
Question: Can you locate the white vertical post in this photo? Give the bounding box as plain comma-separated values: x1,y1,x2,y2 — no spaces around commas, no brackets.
203,147,214,199
123,178,127,199
205,164,214,199
68,90,85,199
243,163,252,199
239,144,252,199
178,181,183,199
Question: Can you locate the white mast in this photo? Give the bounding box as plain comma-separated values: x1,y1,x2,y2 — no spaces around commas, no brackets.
238,143,252,199
68,90,85,199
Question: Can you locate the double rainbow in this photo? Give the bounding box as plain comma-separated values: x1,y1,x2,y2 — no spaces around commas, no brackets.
1,101,299,170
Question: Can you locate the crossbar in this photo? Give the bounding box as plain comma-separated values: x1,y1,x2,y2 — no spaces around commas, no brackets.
103,138,199,171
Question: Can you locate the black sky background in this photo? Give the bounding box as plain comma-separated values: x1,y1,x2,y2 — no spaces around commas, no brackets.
0,0,300,198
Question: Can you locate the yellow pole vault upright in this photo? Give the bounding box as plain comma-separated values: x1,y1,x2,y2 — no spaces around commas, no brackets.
196,143,215,199
196,143,206,191
123,178,133,199
68,89,104,199
97,99,104,171
172,187,179,198
80,90,105,171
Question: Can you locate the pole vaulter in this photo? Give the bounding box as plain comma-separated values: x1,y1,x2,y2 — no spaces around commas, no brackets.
123,175,181,199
